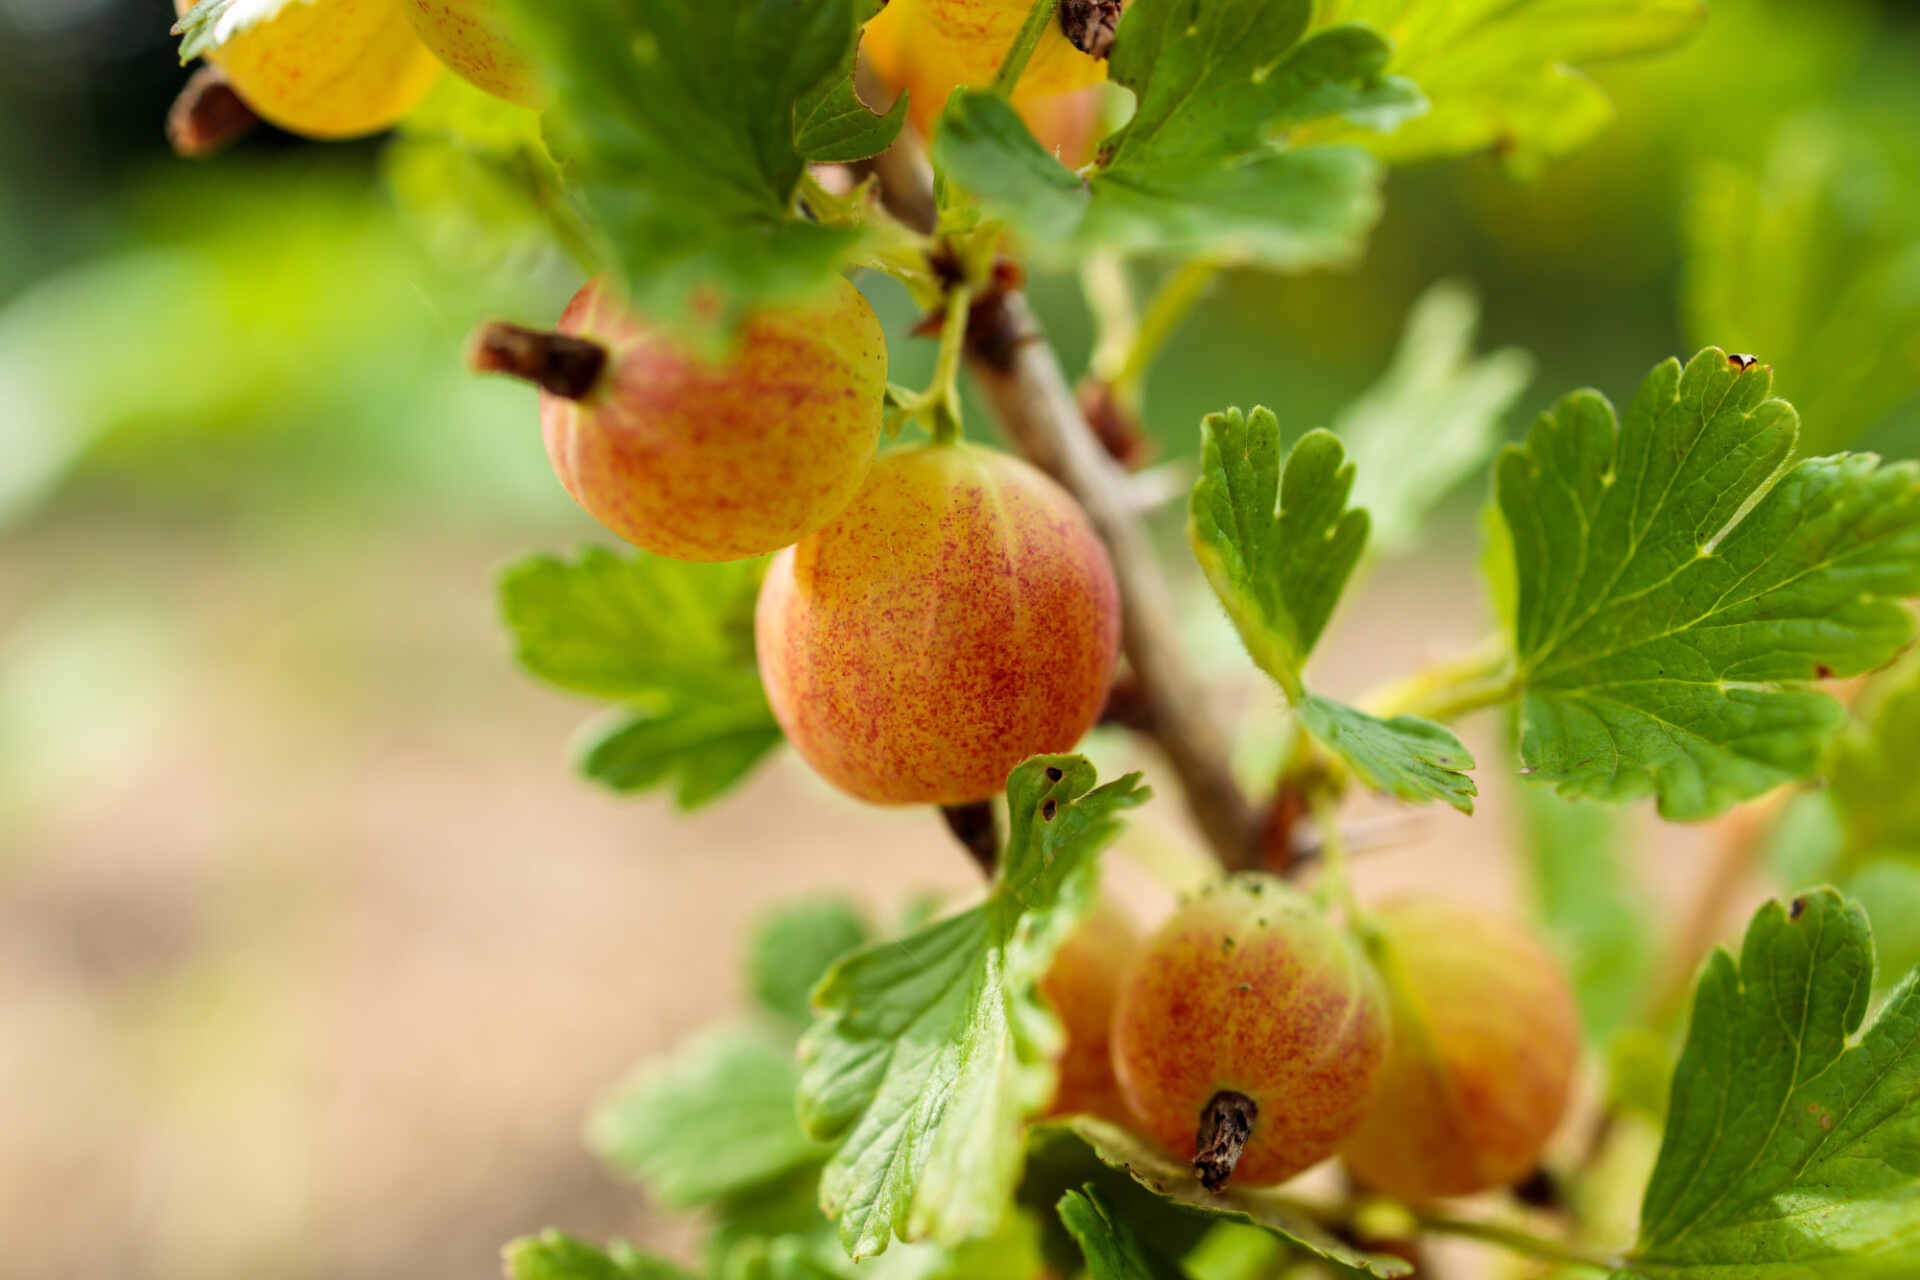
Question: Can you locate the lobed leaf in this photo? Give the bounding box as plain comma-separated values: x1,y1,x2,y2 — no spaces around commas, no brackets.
750,898,872,1029
1337,279,1533,555
931,0,1422,270
1189,413,1476,810
587,1024,832,1211
1496,349,1920,820
1059,1119,1412,1278
797,757,1148,1259
1308,0,1707,174
1632,888,1920,1277
1298,696,1476,813
499,547,780,808
492,0,891,326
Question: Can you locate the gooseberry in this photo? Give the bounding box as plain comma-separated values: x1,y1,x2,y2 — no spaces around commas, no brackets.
404,0,546,109
1041,900,1140,1126
471,275,886,563
1111,874,1388,1190
755,441,1121,805
175,0,442,140
862,0,1115,105
1339,899,1580,1201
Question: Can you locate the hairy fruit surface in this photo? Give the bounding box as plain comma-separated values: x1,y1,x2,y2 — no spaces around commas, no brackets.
176,0,442,139
1111,875,1388,1188
537,276,885,563
1041,900,1140,1125
1340,899,1581,1201
756,442,1121,805
404,0,546,108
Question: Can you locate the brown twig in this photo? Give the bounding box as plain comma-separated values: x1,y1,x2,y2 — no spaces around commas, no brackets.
941,801,1000,876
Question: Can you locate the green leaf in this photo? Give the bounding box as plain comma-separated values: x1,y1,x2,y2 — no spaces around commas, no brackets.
797,757,1148,1259
1057,1187,1191,1280
1684,118,1920,454
493,0,872,326
1308,0,1707,174
1336,279,1533,555
1517,785,1652,1044
499,547,780,809
588,1023,831,1210
750,898,872,1028
1297,696,1476,814
504,1230,698,1280
1832,659,1920,862
794,70,909,165
1496,349,1920,820
171,0,297,62
931,0,1421,270
1189,418,1367,694
1631,888,1920,1278
1059,1119,1412,1278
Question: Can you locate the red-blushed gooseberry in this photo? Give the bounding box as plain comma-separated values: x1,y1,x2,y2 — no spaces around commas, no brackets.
1111,874,1388,1190
1339,899,1581,1201
404,0,547,109
755,441,1121,805
1041,899,1141,1126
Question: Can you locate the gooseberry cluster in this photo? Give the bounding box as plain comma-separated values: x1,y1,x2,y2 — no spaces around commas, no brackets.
1049,877,1580,1197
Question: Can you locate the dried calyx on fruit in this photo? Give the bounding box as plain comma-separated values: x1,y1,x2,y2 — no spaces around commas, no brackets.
1339,899,1580,1201
1111,873,1388,1190
173,0,442,140
472,275,886,564
756,441,1121,805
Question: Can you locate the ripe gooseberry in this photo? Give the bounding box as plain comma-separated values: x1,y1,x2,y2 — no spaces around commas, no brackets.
1040,900,1140,1126
472,275,886,563
404,0,546,109
755,442,1121,805
863,0,1116,105
175,0,442,140
1111,874,1388,1190
1339,899,1580,1201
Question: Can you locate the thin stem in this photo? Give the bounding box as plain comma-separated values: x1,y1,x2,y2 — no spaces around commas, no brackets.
932,284,972,444
1357,633,1517,723
1415,1213,1628,1273
1309,790,1360,923
991,0,1061,96
1112,261,1218,407
1083,255,1139,387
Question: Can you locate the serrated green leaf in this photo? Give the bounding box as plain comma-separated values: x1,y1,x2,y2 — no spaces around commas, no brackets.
1337,279,1533,555
797,757,1148,1259
588,1023,831,1210
931,0,1420,270
493,0,869,327
1298,696,1476,813
794,70,908,165
504,1230,698,1280
1189,417,1367,694
1518,784,1651,1044
1309,0,1706,174
1058,1119,1412,1278
1057,1188,1191,1280
1631,889,1920,1278
1497,349,1920,820
171,0,298,62
499,547,780,808
750,898,872,1029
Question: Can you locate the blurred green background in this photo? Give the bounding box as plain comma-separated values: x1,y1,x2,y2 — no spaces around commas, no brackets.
2,1,1919,1278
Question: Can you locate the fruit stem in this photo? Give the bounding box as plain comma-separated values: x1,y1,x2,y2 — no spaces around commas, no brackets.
940,801,1000,876
1308,790,1364,927
929,283,973,444
1356,632,1517,723
992,0,1063,97
468,323,609,400
1192,1090,1258,1191
167,65,260,159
